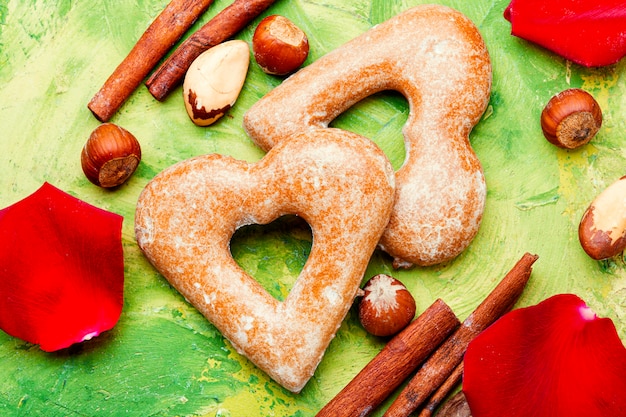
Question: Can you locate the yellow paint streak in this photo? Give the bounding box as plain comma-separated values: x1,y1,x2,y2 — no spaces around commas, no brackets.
200,389,276,417
195,346,316,417
581,72,619,115
195,379,316,417
580,72,626,164
195,358,223,383
557,146,599,219
555,73,619,220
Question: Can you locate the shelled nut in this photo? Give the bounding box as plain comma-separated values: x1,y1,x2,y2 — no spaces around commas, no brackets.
183,40,250,126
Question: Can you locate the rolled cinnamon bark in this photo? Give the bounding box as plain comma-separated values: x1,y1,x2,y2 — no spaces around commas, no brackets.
146,0,277,101
315,299,460,417
88,0,215,122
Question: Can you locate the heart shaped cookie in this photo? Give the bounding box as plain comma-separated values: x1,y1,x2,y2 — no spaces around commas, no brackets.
135,128,395,392
243,5,492,268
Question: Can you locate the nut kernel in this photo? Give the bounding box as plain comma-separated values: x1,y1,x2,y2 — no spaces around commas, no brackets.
183,40,250,126
579,175,626,260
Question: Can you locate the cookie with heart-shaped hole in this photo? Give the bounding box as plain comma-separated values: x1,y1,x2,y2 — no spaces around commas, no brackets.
244,5,492,268
135,128,395,392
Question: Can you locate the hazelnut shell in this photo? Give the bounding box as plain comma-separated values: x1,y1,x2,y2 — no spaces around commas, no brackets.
81,123,141,188
540,88,602,149
252,15,309,76
358,274,416,337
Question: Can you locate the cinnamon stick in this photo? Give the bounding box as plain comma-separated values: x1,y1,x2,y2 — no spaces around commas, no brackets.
417,363,464,417
315,299,460,417
146,0,277,101
88,0,215,122
383,252,539,417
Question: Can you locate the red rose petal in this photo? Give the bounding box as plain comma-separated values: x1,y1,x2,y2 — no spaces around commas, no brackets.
504,0,626,67
0,182,124,351
463,294,626,417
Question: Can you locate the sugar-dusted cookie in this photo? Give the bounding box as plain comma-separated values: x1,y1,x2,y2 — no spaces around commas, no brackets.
244,5,492,267
135,128,395,392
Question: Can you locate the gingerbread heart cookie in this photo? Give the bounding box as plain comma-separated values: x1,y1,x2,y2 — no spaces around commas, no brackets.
135,128,395,392
244,5,492,267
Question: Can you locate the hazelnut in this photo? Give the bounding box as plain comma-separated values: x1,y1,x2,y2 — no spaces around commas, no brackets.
252,15,309,76
540,88,602,149
358,274,416,337
579,175,626,260
183,40,250,126
81,123,141,188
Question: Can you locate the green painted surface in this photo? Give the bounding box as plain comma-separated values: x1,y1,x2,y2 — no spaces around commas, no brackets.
1,0,626,415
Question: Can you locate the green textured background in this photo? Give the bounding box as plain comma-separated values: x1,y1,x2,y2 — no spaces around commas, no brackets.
1,0,626,415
